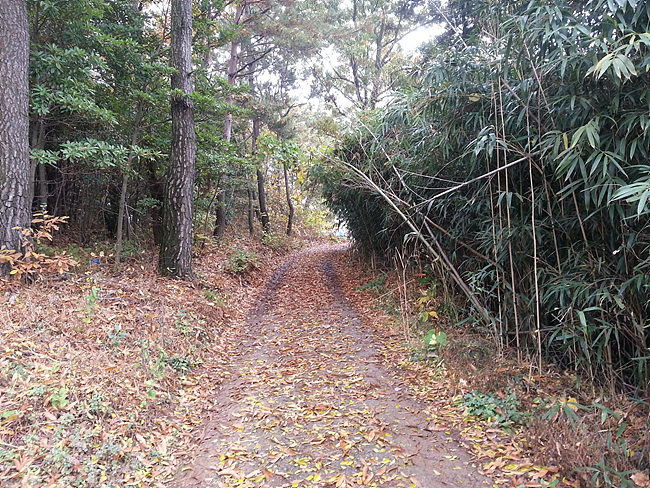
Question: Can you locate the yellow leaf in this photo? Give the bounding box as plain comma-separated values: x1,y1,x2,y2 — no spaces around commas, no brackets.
565,397,579,412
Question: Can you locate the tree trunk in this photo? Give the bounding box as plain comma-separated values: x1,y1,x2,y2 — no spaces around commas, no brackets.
145,159,164,245
0,0,31,276
213,191,227,238
116,1,146,266
213,3,245,238
222,36,240,140
115,102,144,267
30,120,47,212
159,0,196,279
283,163,294,236
257,169,270,234
247,187,255,235
251,117,270,234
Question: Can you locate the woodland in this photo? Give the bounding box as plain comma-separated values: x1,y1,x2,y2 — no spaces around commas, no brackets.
1,0,650,487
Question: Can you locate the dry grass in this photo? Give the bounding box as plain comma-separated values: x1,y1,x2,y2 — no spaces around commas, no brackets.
0,232,308,487
343,255,650,488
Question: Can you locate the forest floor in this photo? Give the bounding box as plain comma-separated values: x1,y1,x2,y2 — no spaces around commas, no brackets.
1,237,649,488
170,244,493,488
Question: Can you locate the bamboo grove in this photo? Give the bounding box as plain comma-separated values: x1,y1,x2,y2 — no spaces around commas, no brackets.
321,0,650,392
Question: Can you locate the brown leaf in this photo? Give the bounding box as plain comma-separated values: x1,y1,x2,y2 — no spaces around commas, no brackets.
218,467,243,477
279,446,297,455
409,476,424,488
43,410,57,421
632,471,650,487
335,473,352,488
424,422,445,432
13,455,35,472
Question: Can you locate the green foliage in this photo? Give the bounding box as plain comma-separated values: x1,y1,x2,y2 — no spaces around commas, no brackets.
49,387,69,410
81,286,101,323
583,462,638,488
262,231,292,250
355,273,387,292
424,329,448,349
458,389,526,431
203,288,225,306
106,323,127,347
543,397,590,430
85,391,112,417
149,351,167,379
257,133,302,170
539,398,642,487
166,354,200,374
171,310,209,344
311,0,430,110
322,0,650,393
416,284,439,323
411,329,448,364
224,247,260,274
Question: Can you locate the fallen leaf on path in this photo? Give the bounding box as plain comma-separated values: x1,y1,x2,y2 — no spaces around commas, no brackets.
632,471,650,487
218,467,243,477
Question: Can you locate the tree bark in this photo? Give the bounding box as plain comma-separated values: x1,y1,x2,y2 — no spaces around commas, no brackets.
0,0,31,276
283,163,294,236
159,0,196,279
257,168,270,234
213,190,227,238
145,159,164,245
247,187,255,235
30,120,47,212
251,117,270,234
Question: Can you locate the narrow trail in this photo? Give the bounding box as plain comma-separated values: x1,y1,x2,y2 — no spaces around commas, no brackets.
172,245,492,488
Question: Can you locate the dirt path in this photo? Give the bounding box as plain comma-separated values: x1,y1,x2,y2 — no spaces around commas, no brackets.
172,245,492,488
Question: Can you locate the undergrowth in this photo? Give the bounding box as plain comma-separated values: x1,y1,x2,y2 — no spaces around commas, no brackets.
0,229,302,487
224,246,260,274
353,258,650,488
0,264,223,487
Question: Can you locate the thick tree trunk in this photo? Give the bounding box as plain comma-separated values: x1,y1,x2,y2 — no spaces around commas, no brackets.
159,0,196,278
283,163,294,236
0,0,31,276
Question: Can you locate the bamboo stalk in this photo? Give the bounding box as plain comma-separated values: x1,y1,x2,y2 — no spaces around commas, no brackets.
340,159,496,328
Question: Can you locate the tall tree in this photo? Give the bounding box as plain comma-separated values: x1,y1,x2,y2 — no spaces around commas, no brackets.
213,2,246,239
159,0,196,278
313,0,431,111
0,0,31,275
206,0,323,236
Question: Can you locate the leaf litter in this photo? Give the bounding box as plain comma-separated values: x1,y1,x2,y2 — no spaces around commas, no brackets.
171,245,493,488
0,239,278,487
3,241,645,487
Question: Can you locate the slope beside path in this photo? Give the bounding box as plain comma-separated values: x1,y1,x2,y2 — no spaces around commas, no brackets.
172,244,493,488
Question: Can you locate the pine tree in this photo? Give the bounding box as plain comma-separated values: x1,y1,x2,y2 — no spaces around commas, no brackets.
0,0,31,276
159,0,196,278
